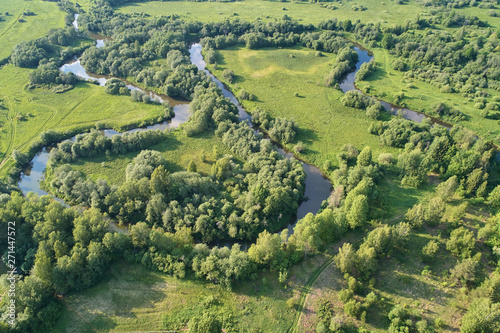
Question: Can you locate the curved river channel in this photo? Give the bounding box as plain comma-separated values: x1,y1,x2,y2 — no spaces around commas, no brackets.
18,14,332,229
340,45,453,128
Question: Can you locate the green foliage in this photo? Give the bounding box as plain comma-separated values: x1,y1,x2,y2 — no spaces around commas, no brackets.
248,230,282,266
187,312,222,333
341,90,374,109
450,253,482,288
355,59,376,81
446,227,476,259
316,298,334,328
339,288,354,303
357,146,372,167
355,243,378,278
221,69,235,83
348,276,362,293
347,194,369,228
387,304,412,333
344,298,362,318
187,160,197,173
461,298,500,333
104,79,129,96
334,243,357,276
397,145,431,187
126,150,166,181
436,176,458,201
488,185,500,211
329,315,347,333
391,59,407,71
421,240,439,263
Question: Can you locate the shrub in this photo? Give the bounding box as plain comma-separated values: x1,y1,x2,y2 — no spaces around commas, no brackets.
392,59,407,71
378,153,394,165
339,288,354,303
421,240,439,262
221,69,235,84
450,254,482,287
342,90,373,109
344,299,362,318
366,103,381,119
446,227,475,259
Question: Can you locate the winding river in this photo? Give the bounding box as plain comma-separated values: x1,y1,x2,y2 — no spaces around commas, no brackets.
20,14,478,228
17,14,332,229
340,46,453,128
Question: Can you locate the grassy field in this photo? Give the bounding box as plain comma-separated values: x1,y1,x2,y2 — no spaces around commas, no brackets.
68,130,237,185
50,253,331,333
116,0,427,26
115,0,500,147
0,64,166,178
0,0,66,59
207,45,400,170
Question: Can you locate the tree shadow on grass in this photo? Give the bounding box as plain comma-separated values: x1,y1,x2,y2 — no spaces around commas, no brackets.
296,127,319,147
364,66,388,83
233,74,246,85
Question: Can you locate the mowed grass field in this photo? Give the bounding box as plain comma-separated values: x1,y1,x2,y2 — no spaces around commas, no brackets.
68,130,237,185
208,45,399,170
0,64,165,178
116,0,427,26
0,0,66,59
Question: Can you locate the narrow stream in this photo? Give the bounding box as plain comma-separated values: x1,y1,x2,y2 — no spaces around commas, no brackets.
340,46,452,128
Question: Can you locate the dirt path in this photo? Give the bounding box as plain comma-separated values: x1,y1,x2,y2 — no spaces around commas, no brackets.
287,254,335,333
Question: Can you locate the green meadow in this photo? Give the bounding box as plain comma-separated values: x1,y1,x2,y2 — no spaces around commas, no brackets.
207,45,400,170
0,64,165,177
115,0,500,147
67,130,237,185
49,255,331,333
116,0,427,26
0,0,66,59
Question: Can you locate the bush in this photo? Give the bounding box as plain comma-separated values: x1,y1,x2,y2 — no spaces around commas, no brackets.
339,288,354,303
488,185,500,210
342,90,374,109
355,59,376,81
446,227,475,259
378,153,394,165
392,59,407,71
221,69,235,84
461,298,500,332
105,79,128,95
344,299,362,318
450,254,482,287
286,296,298,309
366,103,381,119
421,240,439,262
